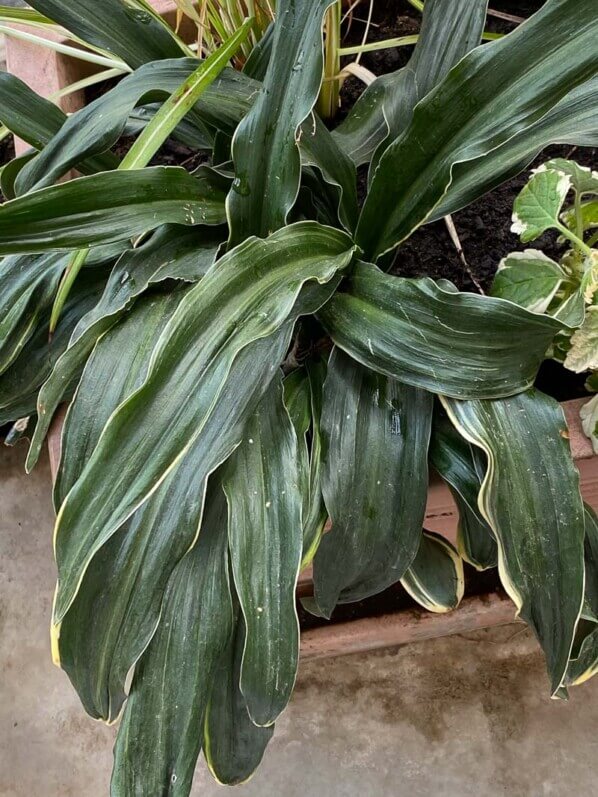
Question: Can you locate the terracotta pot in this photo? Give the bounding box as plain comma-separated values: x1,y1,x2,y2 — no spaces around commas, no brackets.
4,0,197,154
9,6,598,660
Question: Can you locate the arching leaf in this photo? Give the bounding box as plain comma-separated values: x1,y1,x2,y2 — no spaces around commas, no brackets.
0,167,227,254
111,482,233,796
312,348,432,617
431,77,598,221
442,390,585,695
56,329,292,723
54,292,185,505
26,224,222,470
28,0,185,68
0,72,118,175
319,261,568,400
0,252,66,375
51,223,354,625
565,506,598,687
204,614,274,785
429,410,497,571
224,374,302,726
0,269,107,424
333,0,488,168
226,0,334,244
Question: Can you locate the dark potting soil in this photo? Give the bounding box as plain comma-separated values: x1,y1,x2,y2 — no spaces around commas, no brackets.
115,136,207,171
0,134,15,204
393,144,597,294
340,0,595,291
298,563,504,632
85,78,208,172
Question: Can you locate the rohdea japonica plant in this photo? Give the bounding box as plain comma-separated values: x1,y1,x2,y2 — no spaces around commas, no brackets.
0,0,598,793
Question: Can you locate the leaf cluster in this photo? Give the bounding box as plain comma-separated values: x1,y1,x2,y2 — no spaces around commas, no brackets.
0,1,597,794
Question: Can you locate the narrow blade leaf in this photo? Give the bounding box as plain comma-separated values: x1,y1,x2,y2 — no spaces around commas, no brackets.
431,77,598,221
223,374,302,727
312,349,432,617
369,0,489,174
333,0,488,168
319,261,568,399
26,224,221,470
0,252,66,374
14,58,355,230
302,358,328,566
56,329,293,723
227,0,334,244
111,483,233,796
54,292,186,505
0,167,227,254
0,72,117,174
442,390,585,694
565,507,598,687
204,615,274,785
283,361,329,568
0,269,106,423
429,410,497,571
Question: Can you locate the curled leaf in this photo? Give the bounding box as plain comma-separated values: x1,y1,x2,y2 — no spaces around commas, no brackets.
400,531,465,614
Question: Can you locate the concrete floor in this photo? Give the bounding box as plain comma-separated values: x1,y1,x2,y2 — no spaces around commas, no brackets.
2,442,598,797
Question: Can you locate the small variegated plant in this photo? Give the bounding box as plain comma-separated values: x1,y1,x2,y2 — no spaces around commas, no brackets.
1,0,598,794
492,159,598,453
